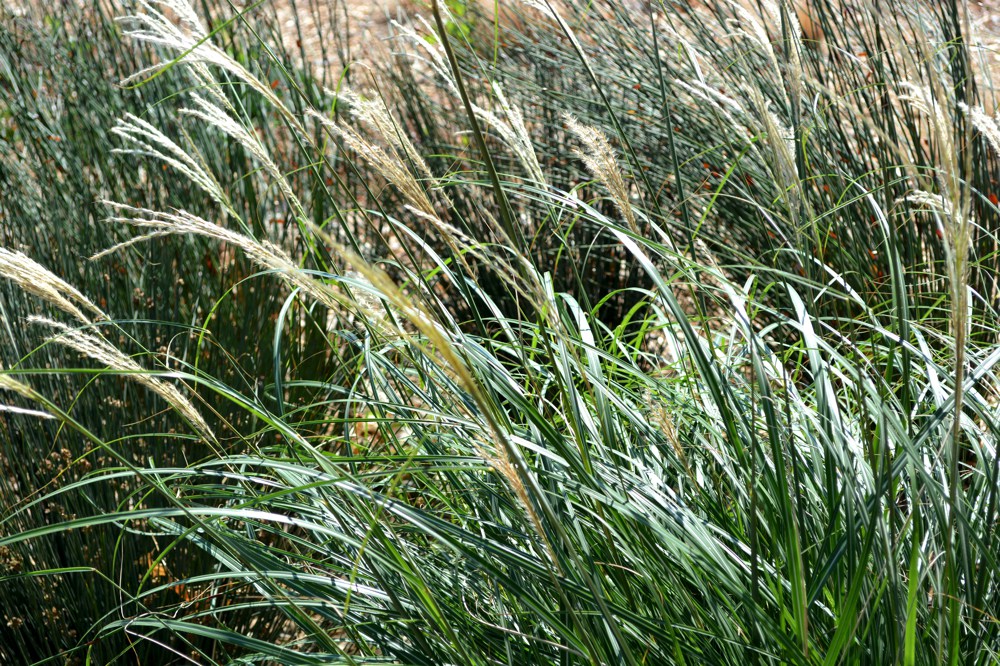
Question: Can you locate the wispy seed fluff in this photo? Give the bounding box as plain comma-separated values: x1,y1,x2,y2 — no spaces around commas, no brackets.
0,370,52,419
111,112,230,211
333,87,435,184
746,88,799,206
180,95,304,216
95,203,343,313
960,102,1000,161
898,82,956,166
483,82,546,187
764,0,803,98
898,81,969,278
308,108,436,217
901,190,971,253
0,371,37,401
31,317,215,443
392,20,543,186
119,0,302,133
728,0,781,83
563,114,639,233
0,248,107,324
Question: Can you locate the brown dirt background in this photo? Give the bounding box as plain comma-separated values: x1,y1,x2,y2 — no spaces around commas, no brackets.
10,1,1000,67
272,1,1000,83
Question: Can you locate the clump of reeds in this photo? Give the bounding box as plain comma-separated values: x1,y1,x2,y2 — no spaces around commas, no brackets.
4,0,1000,664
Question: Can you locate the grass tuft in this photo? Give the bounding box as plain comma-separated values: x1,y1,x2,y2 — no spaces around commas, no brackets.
4,0,1000,663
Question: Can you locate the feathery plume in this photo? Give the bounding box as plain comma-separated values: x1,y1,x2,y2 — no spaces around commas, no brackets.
119,0,302,133
111,113,229,210
0,371,52,419
960,102,1000,159
309,109,437,216
96,203,343,312
32,316,215,443
392,17,463,99
563,114,639,233
0,372,37,401
727,0,781,82
392,21,543,186
899,82,969,274
0,248,107,324
180,95,304,216
475,435,559,571
335,88,435,183
902,190,969,251
483,82,546,187
746,88,800,207
766,0,803,99
899,83,955,162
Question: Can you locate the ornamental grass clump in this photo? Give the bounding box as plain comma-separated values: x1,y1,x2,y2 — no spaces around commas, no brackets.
3,0,1000,664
